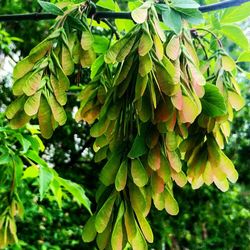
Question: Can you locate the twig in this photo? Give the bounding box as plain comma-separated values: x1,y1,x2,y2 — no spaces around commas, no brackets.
0,0,249,22
100,18,120,40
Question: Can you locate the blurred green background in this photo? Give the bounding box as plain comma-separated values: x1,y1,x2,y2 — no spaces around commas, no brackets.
0,0,249,249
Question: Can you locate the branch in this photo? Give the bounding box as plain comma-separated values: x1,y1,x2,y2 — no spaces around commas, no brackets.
0,0,249,22
199,0,250,12
0,13,56,22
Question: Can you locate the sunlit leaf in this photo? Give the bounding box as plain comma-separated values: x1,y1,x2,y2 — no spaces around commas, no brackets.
221,2,250,23
38,0,64,15
162,8,182,35
171,0,200,9
220,25,249,50
201,84,227,117
39,165,53,200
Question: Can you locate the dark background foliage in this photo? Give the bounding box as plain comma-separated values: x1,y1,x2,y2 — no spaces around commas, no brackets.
0,0,249,249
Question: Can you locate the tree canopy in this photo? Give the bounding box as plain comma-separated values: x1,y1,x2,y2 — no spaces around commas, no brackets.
0,0,250,249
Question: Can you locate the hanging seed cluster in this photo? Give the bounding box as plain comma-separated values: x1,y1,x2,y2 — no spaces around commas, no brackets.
6,1,245,249
6,9,95,139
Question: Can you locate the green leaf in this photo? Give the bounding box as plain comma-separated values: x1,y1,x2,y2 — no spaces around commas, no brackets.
16,134,31,153
96,0,117,11
57,177,92,213
115,19,135,33
201,84,227,117
91,55,105,79
38,1,64,16
39,165,54,200
50,179,63,209
172,171,187,187
0,152,11,165
153,34,164,60
22,166,39,179
220,25,249,50
67,15,86,31
162,8,182,35
237,51,250,62
221,2,250,23
175,8,204,24
171,0,200,9
93,35,109,54
25,150,47,167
